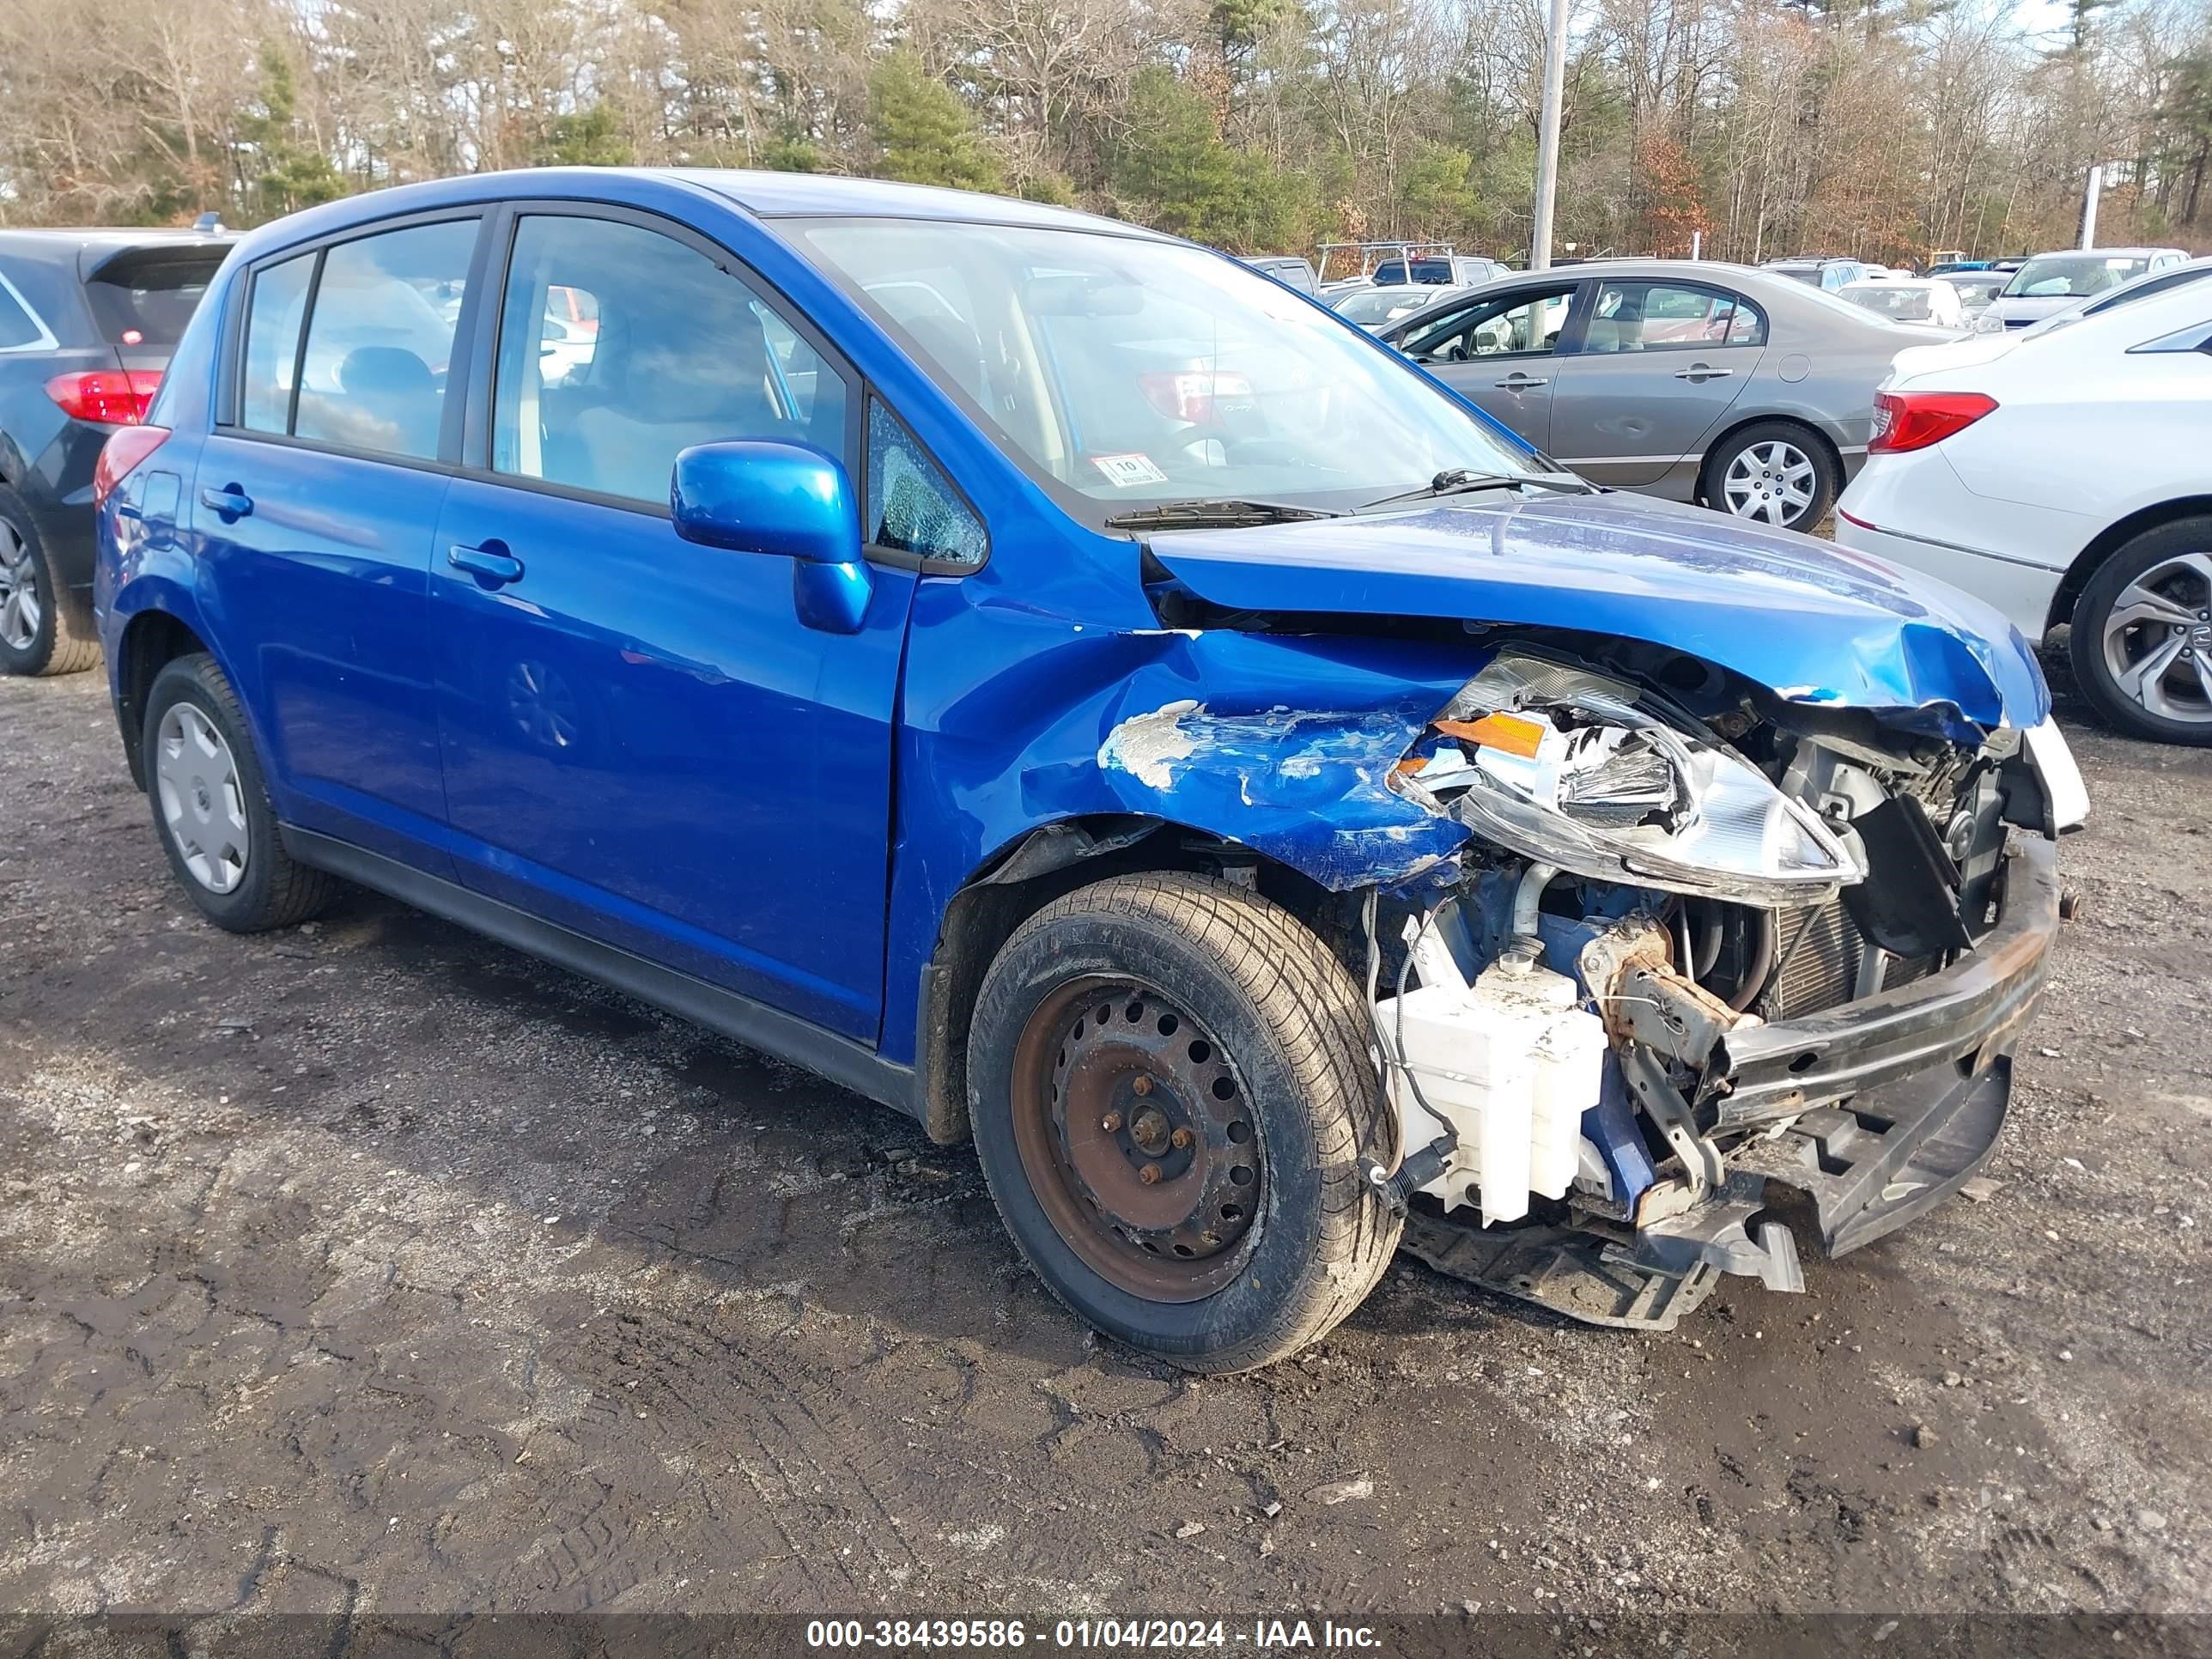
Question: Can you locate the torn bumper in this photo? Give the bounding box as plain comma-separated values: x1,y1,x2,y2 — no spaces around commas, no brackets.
1711,834,2061,1130
1404,836,2060,1328
1711,835,2056,1256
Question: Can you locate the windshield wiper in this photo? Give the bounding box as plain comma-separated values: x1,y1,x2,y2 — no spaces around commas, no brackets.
1358,467,1594,512
1102,498,1343,530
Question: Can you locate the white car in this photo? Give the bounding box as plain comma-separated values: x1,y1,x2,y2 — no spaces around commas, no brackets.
1834,266,2212,744
1838,277,1966,331
1972,246,2191,333
1327,283,1474,332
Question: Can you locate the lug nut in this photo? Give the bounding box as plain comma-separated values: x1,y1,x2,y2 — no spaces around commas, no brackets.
1139,1163,1163,1185
1132,1075,1153,1096
1170,1127,1194,1151
1101,1111,1122,1133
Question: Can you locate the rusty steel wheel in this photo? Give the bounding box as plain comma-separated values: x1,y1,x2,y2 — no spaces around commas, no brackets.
1009,977,1265,1302
969,872,1401,1373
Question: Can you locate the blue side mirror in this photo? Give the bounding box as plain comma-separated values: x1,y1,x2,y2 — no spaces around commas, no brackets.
670,440,860,566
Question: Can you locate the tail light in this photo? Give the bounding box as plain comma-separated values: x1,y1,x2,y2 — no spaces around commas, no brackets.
46,368,163,426
1139,370,1254,426
1870,390,1997,453
93,425,170,509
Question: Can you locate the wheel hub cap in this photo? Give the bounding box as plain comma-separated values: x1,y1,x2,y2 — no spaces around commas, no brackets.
2099,553,2212,725
154,703,250,893
1011,981,1264,1302
0,519,40,652
1722,441,1816,526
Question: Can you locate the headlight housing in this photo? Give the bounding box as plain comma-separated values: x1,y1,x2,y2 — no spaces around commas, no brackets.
1972,312,2006,333
1395,652,1864,904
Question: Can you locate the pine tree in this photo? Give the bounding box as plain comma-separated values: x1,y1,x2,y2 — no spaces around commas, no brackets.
869,54,1005,193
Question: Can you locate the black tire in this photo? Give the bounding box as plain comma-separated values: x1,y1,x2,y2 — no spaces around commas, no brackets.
1699,419,1839,532
0,484,99,677
968,872,1401,1373
2069,516,2212,746
142,653,339,932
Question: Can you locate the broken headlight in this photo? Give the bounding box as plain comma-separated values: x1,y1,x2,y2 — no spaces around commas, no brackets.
1397,652,1864,905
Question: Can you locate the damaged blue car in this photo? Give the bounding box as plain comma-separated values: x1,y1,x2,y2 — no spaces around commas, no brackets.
95,171,2086,1370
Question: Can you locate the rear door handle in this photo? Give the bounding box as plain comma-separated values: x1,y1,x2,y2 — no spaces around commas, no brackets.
1494,374,1549,390
199,484,253,518
1674,365,1733,380
448,541,525,586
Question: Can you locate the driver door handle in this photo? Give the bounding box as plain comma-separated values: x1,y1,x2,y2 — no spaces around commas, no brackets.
1674,364,1733,381
449,541,525,586
1494,373,1549,390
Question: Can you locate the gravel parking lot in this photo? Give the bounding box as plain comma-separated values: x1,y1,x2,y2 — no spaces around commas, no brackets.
2,661,2208,1627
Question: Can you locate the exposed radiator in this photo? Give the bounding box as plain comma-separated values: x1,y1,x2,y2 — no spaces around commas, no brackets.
1770,900,1861,1018
1765,900,1939,1018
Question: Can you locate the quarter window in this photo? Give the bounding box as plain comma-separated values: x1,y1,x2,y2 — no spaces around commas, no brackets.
0,273,46,350
867,398,985,566
1583,281,1764,351
490,214,848,507
240,252,314,434
285,219,477,460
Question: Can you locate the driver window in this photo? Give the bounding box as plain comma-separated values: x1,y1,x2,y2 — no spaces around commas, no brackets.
1405,286,1575,362
491,214,848,507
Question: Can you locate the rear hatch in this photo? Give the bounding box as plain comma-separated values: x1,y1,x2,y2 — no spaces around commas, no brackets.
79,241,229,373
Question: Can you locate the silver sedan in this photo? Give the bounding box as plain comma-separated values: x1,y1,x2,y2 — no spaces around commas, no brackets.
1378,259,1951,531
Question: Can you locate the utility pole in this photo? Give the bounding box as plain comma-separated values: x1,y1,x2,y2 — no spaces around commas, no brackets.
2079,164,2103,249
1529,0,1570,270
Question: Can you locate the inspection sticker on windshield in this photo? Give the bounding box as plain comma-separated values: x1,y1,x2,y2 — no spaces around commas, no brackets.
1091,453,1170,489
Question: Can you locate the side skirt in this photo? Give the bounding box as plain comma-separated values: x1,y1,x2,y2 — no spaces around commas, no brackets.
280,826,921,1122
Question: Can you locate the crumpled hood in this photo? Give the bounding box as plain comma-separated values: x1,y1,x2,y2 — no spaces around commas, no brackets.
1147,492,2050,740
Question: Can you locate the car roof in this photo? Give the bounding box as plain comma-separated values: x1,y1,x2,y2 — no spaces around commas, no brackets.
675,168,1167,237
220,167,1183,270
2019,246,2183,259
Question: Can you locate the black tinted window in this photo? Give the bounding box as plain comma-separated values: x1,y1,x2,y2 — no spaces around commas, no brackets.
239,252,314,434
83,252,223,348
491,214,848,507
292,219,476,460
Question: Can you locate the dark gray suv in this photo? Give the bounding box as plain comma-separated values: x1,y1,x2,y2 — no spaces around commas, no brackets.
0,228,232,675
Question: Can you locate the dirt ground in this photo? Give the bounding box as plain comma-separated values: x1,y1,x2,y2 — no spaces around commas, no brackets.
2,659,2207,1626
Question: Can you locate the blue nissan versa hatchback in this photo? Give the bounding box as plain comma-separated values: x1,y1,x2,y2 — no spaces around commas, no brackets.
96,170,2086,1370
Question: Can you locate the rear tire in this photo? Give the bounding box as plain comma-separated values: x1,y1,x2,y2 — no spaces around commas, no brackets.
968,872,1401,1373
0,485,99,677
143,653,339,931
1700,421,1838,532
2069,517,2212,746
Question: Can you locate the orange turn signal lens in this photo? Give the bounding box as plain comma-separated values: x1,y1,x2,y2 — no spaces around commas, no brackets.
1435,712,1547,759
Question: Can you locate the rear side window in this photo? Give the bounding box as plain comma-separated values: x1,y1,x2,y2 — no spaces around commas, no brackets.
489,213,848,507
0,270,47,350
1583,281,1765,350
240,253,315,434
292,219,477,461
83,252,223,348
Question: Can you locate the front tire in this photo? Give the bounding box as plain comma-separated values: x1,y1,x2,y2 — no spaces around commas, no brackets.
969,872,1401,1373
1701,421,1838,532
0,486,99,677
2068,518,2212,746
143,653,339,931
